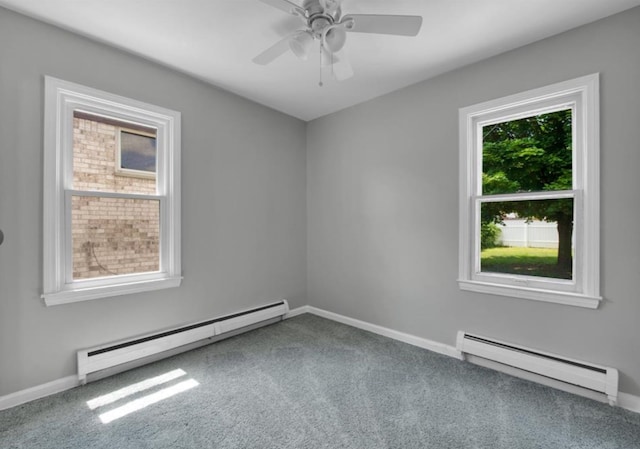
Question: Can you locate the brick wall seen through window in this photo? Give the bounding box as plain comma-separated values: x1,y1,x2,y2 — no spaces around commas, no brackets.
72,115,159,279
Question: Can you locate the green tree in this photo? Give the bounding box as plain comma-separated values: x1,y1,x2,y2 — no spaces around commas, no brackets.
481,110,573,275
480,222,501,250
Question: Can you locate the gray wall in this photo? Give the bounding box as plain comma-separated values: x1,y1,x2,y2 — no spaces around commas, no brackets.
2,5,639,400
307,8,640,396
0,8,307,396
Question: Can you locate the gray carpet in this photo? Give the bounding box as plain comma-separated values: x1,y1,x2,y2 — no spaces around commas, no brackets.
1,314,639,448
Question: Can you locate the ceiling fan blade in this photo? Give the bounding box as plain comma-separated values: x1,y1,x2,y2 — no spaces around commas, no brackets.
252,35,292,65
342,14,423,36
258,0,306,17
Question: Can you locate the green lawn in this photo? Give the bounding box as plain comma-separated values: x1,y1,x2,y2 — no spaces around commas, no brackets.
481,246,571,280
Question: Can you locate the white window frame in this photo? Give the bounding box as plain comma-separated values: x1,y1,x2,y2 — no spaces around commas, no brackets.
43,76,182,306
116,127,158,180
458,74,601,309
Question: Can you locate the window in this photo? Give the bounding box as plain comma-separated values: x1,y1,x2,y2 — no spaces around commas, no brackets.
43,77,181,305
117,127,157,179
458,74,600,308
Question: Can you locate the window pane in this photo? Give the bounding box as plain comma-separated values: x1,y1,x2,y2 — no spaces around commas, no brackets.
72,196,160,280
482,109,572,195
480,198,573,280
73,111,156,194
120,130,156,173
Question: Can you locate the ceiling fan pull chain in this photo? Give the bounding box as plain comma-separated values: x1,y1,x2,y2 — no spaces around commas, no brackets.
331,51,335,79
318,43,324,87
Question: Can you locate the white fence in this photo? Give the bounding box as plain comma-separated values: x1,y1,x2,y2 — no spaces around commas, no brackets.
498,219,559,249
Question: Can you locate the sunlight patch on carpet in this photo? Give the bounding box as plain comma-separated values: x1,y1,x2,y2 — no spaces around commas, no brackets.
87,369,187,410
98,378,199,424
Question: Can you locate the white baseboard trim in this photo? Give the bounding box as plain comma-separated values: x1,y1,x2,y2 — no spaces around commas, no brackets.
3,305,639,415
284,305,310,319
304,306,463,360
619,392,640,413
0,375,79,411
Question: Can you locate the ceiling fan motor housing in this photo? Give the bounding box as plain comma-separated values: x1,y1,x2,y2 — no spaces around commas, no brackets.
303,0,340,18
304,0,341,38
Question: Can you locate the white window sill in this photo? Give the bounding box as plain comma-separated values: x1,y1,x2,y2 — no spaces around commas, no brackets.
458,280,602,309
42,276,183,306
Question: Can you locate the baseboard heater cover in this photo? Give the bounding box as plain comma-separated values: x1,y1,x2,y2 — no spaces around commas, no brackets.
456,331,618,405
77,300,289,384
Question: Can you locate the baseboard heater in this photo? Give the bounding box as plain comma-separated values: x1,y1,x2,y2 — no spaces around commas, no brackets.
77,300,289,384
456,331,618,405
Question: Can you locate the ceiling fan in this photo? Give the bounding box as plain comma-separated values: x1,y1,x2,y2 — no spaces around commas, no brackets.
252,0,423,83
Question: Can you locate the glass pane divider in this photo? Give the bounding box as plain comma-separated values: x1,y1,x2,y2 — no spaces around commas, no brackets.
475,190,575,203
67,189,162,201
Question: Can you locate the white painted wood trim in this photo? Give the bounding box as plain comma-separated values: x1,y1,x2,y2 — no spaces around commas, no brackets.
43,76,182,305
475,190,575,203
44,276,183,306
284,305,311,318
304,306,463,360
458,73,601,307
458,280,601,309
0,376,79,411
67,189,161,201
618,392,640,414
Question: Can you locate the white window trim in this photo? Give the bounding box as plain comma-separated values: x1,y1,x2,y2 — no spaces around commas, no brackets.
43,76,182,306
458,74,601,309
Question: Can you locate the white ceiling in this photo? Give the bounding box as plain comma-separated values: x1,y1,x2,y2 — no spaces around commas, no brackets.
1,0,639,121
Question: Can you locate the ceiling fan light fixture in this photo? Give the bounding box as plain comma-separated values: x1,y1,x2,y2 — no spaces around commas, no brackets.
323,25,346,53
289,30,314,60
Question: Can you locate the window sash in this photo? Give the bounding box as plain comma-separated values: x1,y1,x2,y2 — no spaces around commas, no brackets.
471,190,579,291
64,190,165,285
474,190,575,203
476,104,578,195
68,106,166,193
